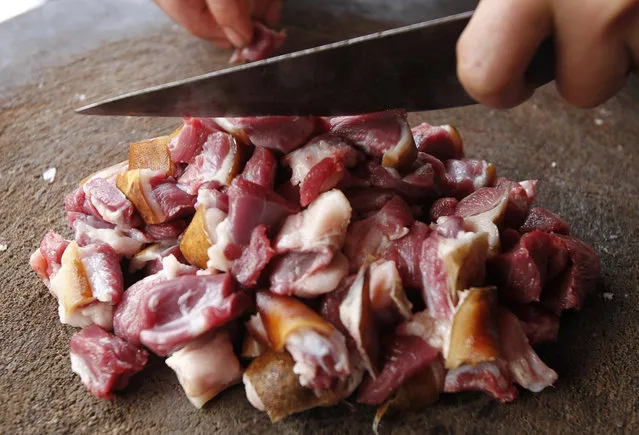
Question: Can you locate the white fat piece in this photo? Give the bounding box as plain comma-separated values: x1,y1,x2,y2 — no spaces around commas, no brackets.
275,189,352,253
166,331,242,408
206,218,232,272
59,302,114,330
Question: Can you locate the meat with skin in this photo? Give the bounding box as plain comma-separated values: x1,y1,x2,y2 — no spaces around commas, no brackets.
339,264,379,377
519,207,571,234
243,350,363,422
256,292,351,389
357,334,439,405
344,195,414,270
441,158,497,198
495,178,537,228
229,22,286,64
498,308,558,392
446,287,500,370
412,123,464,160
47,241,123,329
420,227,489,319
455,186,510,256
444,361,519,403
368,259,413,323
116,169,196,225
113,268,249,355
165,330,242,408
330,110,417,170
168,117,220,163
70,213,152,258
70,325,148,400
128,240,184,275
365,158,437,201
207,177,298,270
269,251,349,298
178,131,243,194
65,177,138,228
30,230,69,287
128,135,175,177
196,184,229,213
283,133,359,206
231,224,275,287
241,146,277,189
283,133,359,186
214,116,319,154
274,189,352,256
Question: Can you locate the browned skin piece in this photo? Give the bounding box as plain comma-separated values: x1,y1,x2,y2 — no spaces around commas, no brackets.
373,358,445,430
116,169,165,225
446,286,501,370
54,242,95,315
244,351,346,422
339,264,379,377
256,292,335,351
128,136,175,177
179,206,212,269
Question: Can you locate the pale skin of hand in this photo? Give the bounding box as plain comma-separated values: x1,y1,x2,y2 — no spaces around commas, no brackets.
154,0,283,49
156,0,638,109
457,0,639,108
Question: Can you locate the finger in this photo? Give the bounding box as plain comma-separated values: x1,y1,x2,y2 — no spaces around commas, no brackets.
553,0,633,108
206,0,254,47
154,0,227,41
263,0,284,26
457,0,552,109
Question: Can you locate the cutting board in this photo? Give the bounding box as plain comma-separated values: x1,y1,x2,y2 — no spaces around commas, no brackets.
1,1,638,433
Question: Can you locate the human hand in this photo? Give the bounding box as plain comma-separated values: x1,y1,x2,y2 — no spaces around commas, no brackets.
457,0,639,108
154,0,283,49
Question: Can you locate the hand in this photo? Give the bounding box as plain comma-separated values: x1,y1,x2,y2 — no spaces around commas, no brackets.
457,0,639,108
154,0,283,49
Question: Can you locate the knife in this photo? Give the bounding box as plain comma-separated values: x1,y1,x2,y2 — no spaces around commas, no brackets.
76,10,554,117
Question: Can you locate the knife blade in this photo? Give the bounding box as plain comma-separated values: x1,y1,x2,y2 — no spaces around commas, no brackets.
76,11,554,117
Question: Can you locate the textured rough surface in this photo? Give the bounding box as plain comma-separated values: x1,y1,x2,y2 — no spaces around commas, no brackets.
1,0,638,434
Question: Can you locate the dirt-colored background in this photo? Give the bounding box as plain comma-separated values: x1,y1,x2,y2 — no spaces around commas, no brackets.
1,1,637,433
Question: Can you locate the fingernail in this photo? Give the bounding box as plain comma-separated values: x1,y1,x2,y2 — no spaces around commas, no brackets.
224,27,251,47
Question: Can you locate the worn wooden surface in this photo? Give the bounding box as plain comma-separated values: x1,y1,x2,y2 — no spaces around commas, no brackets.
1,1,638,433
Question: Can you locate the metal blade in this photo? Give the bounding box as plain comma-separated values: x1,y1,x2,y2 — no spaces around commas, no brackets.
76,11,553,117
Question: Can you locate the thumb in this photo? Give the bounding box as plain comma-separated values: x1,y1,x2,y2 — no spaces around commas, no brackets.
206,0,254,47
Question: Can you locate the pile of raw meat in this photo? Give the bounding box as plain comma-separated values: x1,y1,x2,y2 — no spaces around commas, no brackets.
30,110,600,424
